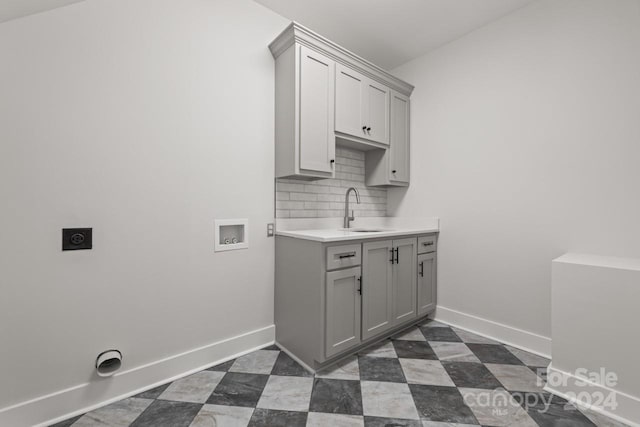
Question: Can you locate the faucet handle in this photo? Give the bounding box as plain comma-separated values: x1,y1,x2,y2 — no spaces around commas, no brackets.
350,209,355,220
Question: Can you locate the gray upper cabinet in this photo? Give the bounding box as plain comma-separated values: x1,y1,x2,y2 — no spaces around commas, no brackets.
417,252,437,316
362,240,394,340
273,43,336,179
325,267,362,357
392,237,417,324
270,23,413,181
335,64,390,146
365,90,410,187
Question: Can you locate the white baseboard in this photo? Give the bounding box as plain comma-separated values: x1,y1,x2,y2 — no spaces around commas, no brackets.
545,364,640,427
0,325,275,427
434,305,552,358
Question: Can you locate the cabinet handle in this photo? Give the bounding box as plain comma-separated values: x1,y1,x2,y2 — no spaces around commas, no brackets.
423,242,434,246
389,249,395,264
357,276,362,294
395,247,399,264
339,253,355,259
392,170,397,174
419,261,424,277
366,127,371,135
362,126,367,133
330,159,335,164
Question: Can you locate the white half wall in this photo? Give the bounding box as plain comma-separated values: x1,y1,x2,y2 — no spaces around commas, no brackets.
0,0,286,424
388,0,640,350
548,253,640,426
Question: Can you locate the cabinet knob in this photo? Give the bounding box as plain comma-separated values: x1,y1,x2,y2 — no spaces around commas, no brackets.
330,159,335,164
366,127,371,132
362,126,367,132
392,170,397,174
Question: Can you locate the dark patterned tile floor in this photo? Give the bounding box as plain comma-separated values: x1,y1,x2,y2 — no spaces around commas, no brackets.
50,320,626,427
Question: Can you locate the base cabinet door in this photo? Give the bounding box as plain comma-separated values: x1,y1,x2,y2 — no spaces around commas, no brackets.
417,252,437,316
325,267,362,358
362,240,394,340
392,238,417,324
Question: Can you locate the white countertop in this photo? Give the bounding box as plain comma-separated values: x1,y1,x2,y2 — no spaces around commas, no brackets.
276,227,439,242
275,217,440,243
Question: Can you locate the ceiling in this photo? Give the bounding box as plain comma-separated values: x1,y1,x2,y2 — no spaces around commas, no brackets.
0,0,85,23
255,0,536,70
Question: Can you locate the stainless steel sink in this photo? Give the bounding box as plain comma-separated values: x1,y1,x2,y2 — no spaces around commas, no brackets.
339,228,392,233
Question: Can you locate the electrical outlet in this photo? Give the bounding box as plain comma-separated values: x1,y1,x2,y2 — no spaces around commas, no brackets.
267,223,275,237
62,228,92,251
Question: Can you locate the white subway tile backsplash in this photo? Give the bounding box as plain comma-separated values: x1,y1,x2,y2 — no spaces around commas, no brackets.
289,192,318,201
276,147,387,219
277,182,305,192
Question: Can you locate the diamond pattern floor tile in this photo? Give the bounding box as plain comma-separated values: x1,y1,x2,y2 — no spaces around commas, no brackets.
316,355,360,380
306,412,364,427
359,356,406,382
229,350,279,375
256,375,314,411
429,342,480,363
72,398,152,427
361,380,420,420
400,358,455,386
189,404,254,427
158,371,225,403
310,378,363,415
206,372,269,407
442,361,504,390
51,328,627,427
485,363,545,392
467,343,524,365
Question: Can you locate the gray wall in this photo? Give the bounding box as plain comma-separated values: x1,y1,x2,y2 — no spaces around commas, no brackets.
389,0,640,342
0,0,286,414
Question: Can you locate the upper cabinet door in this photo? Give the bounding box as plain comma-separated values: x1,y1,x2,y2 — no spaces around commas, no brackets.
364,80,390,145
389,91,410,183
299,45,336,175
335,63,366,139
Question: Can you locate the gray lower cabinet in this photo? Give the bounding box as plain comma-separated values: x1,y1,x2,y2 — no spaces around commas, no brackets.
417,252,437,315
392,238,417,324
275,233,436,371
325,267,362,357
362,240,394,340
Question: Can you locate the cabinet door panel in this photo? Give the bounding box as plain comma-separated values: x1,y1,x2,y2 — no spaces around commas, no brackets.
392,238,417,324
389,91,410,183
362,240,394,340
326,267,361,357
335,64,365,138
365,80,390,145
299,46,335,174
417,252,437,316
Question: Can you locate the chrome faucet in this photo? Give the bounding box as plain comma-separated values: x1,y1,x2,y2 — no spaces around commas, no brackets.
343,187,361,229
